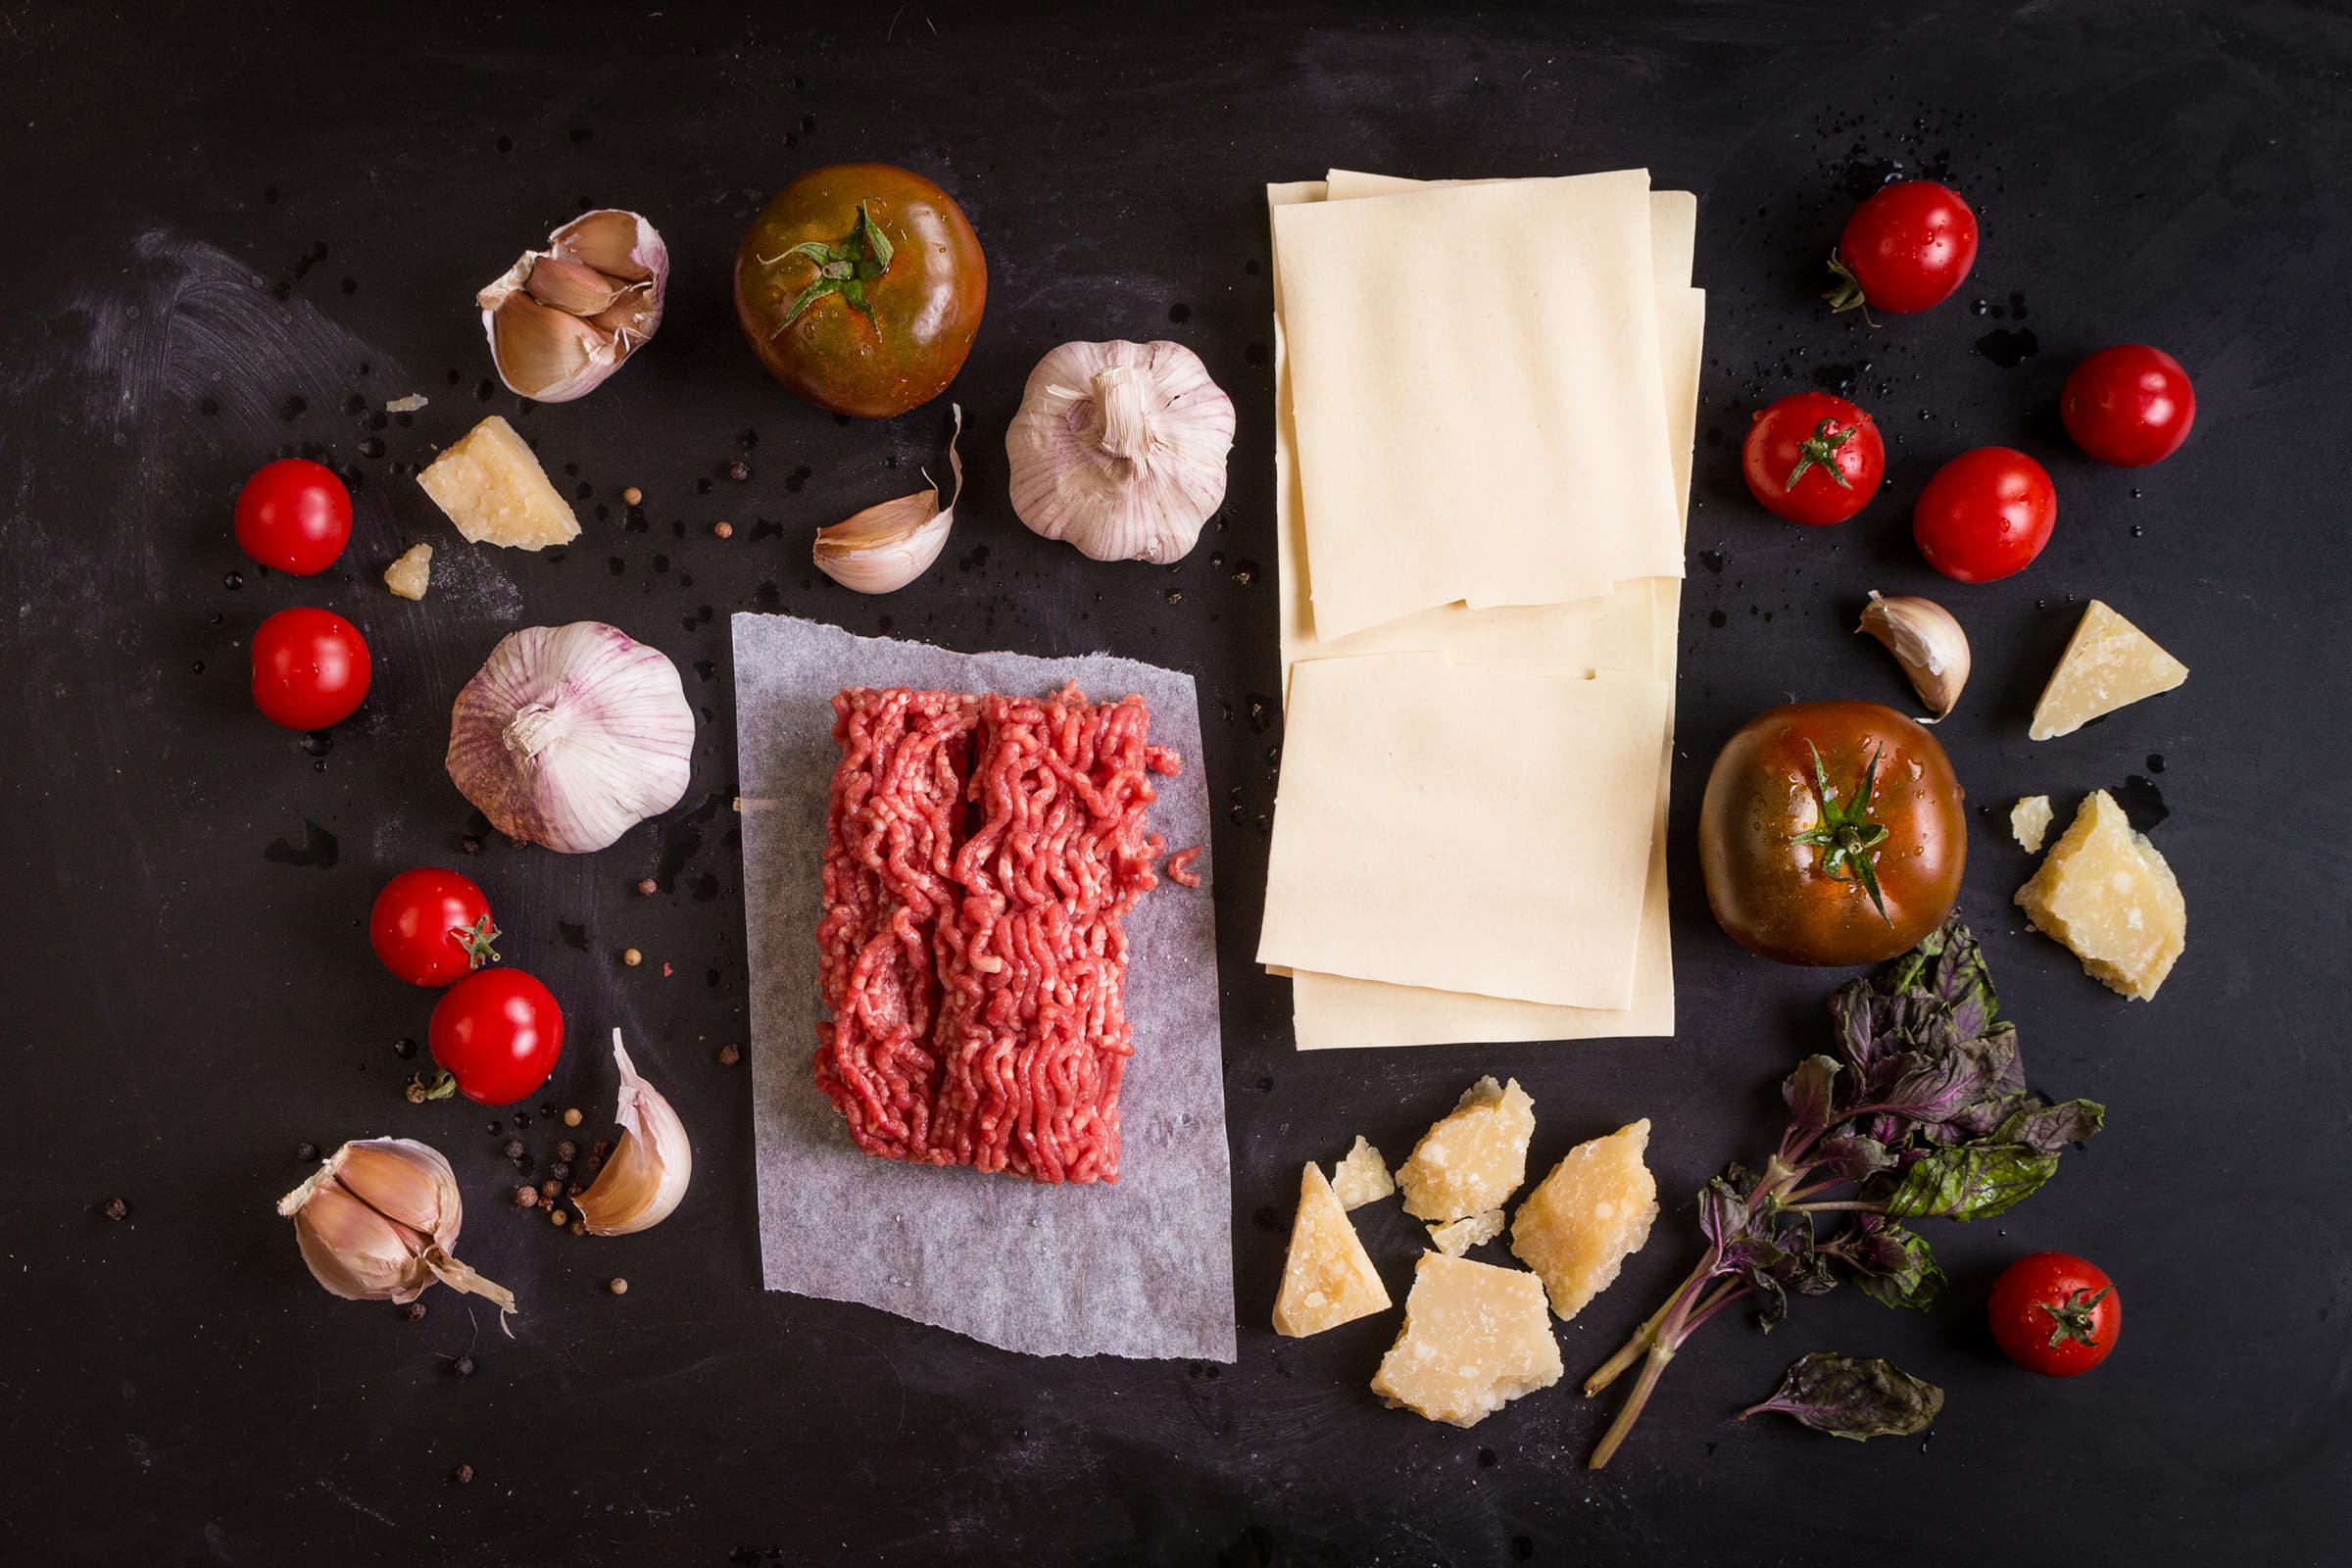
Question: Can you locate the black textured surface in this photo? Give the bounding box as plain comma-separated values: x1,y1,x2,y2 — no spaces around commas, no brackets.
6,4,2346,1563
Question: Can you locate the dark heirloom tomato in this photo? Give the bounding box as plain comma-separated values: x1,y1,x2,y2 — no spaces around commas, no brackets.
733,164,987,418
1698,701,1966,966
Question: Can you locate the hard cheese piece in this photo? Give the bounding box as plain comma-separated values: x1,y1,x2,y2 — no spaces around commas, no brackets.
1371,1253,1563,1427
1427,1209,1504,1257
2013,790,2186,1001
1396,1077,1537,1221
1330,1136,1395,1210
416,416,582,550
2029,600,2187,740
1510,1119,1658,1322
1272,1163,1391,1337
2011,795,2054,855
383,542,433,601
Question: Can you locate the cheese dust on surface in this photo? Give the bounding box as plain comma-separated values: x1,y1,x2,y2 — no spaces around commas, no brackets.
1370,1253,1562,1427
1426,1209,1503,1257
1329,1136,1394,1210
1273,1163,1390,1338
2011,795,2054,855
1396,1077,1536,1222
383,542,432,601
1509,1119,1658,1322
2014,789,2186,1000
416,416,582,550
2029,600,2188,740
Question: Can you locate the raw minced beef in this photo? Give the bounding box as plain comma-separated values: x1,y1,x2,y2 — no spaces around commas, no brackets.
813,683,1180,1184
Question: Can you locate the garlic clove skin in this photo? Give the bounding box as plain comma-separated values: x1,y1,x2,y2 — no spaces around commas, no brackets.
576,1030,693,1236
1006,340,1234,564
1857,591,1972,721
477,210,668,403
277,1138,517,1320
814,405,963,594
447,622,695,855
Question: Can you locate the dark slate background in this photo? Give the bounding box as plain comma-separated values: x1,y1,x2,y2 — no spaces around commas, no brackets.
5,2,2345,1562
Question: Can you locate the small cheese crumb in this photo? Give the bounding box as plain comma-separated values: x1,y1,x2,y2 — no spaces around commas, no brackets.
2029,600,2188,740
1511,1119,1658,1322
1272,1163,1391,1338
416,416,581,550
1330,1136,1395,1210
2014,789,2185,1001
2011,795,2054,855
383,542,433,601
1426,1209,1504,1257
385,393,430,414
1396,1076,1536,1222
1370,1253,1562,1427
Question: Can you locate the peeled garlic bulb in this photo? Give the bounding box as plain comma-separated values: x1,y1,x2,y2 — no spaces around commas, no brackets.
478,210,668,402
814,405,963,594
1857,591,1972,721
447,621,694,854
1005,340,1234,564
575,1030,692,1235
277,1139,516,1323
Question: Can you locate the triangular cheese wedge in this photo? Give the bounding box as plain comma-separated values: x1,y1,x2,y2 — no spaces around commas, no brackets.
2029,601,2187,740
1273,1163,1391,1337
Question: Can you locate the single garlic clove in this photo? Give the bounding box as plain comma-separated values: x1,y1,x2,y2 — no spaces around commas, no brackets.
550,209,664,285
286,1181,434,1302
1857,591,1972,721
1006,340,1234,564
326,1138,462,1241
521,256,633,317
277,1138,518,1321
476,209,668,403
484,291,616,403
814,404,963,595
576,1030,693,1236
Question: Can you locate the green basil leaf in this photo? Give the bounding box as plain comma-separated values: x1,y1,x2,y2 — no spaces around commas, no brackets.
1994,1097,2106,1154
1847,1221,1945,1312
1742,1352,1944,1442
1885,1143,2058,1222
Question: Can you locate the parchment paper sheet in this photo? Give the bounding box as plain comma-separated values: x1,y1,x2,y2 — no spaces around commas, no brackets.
731,613,1235,1361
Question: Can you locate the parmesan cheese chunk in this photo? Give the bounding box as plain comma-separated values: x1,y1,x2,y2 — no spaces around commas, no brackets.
1510,1119,1658,1322
2029,600,2187,740
2014,789,2185,1001
1426,1209,1504,1257
1272,1163,1391,1338
383,542,433,601
1370,1253,1562,1427
1396,1076,1536,1221
416,416,581,550
2011,795,2053,855
1330,1136,1395,1210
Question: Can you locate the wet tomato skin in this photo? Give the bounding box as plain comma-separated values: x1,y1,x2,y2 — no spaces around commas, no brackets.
1740,392,1885,526
1832,180,1980,315
1698,701,1966,966
733,163,986,418
1913,446,2058,583
1989,1252,2121,1377
2061,345,2195,466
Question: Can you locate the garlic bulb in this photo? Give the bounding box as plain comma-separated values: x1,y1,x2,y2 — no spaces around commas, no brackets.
1857,591,1972,721
814,404,963,594
1005,340,1234,564
478,210,668,402
575,1030,692,1235
447,621,694,854
277,1139,517,1322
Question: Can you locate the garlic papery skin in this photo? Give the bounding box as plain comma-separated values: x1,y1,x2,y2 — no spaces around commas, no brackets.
447,621,694,854
1857,591,1972,721
576,1030,693,1236
478,210,668,403
814,404,963,594
277,1139,517,1320
1005,340,1234,564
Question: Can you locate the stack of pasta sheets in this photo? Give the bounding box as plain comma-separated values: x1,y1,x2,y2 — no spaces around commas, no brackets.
1257,169,1705,1050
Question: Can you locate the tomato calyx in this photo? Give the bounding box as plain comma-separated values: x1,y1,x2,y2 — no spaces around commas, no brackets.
764,201,896,331
1785,417,1860,492
409,1069,460,1102
456,915,502,971
2038,1285,2113,1349
1790,741,1894,926
1822,251,1879,325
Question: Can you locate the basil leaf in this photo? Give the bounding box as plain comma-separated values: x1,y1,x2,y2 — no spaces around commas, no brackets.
1742,1352,1944,1441
1885,1143,2059,1222
1699,1175,1750,1252
1783,1054,1842,1144
1811,1133,1894,1182
1994,1097,2106,1154
1844,1219,1945,1311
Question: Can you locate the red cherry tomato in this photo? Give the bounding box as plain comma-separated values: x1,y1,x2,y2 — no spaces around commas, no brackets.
2061,345,2196,467
1740,393,1886,526
1989,1252,2120,1378
249,608,371,730
233,459,352,575
369,868,500,988
1828,181,1980,316
427,968,564,1105
1912,447,2056,582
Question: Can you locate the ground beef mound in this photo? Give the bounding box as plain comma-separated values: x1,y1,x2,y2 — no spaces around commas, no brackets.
813,684,1181,1184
